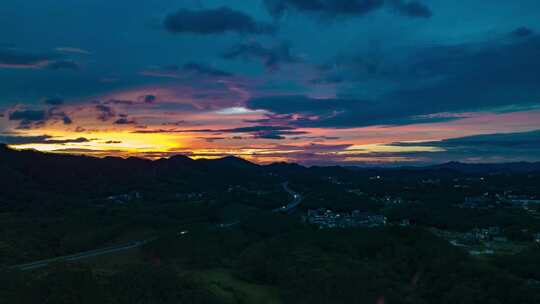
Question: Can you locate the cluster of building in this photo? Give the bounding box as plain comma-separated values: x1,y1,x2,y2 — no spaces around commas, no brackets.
305,208,387,229
378,195,405,207
326,176,345,185
175,192,204,200
421,178,441,185
458,195,499,209
457,193,540,209
226,185,268,196
462,227,505,243
433,226,506,246
106,191,142,204
500,194,540,206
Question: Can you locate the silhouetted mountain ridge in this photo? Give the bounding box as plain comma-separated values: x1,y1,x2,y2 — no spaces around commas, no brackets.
198,155,259,169
2,146,540,173
422,161,540,173
1,146,540,208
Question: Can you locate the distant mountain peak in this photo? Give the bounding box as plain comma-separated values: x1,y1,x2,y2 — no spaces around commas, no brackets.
221,155,246,161
445,161,462,165
208,155,258,168
222,155,253,163
426,160,540,173
266,162,305,169
0,143,11,153
163,154,196,167
168,154,193,161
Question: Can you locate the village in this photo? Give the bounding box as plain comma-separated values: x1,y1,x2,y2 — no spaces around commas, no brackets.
304,208,389,229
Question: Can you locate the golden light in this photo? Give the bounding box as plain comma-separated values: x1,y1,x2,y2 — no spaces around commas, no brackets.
10,130,184,158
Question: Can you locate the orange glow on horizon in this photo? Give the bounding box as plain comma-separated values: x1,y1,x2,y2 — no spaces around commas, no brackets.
4,107,540,164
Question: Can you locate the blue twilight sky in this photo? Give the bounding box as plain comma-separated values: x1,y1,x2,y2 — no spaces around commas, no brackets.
1,0,540,164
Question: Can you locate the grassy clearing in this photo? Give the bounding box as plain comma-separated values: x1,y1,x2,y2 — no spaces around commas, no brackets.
193,269,282,304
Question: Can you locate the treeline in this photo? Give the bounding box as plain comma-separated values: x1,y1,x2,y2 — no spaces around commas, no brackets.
142,214,540,304
0,264,224,304
3,214,540,303
0,201,214,265
493,244,540,281
385,204,540,238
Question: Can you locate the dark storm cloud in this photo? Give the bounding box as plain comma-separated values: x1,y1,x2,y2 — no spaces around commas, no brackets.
247,95,422,128
133,125,307,140
0,48,79,70
56,111,72,124
248,31,540,128
164,7,275,35
259,131,540,165
223,125,307,139
222,41,300,69
389,0,432,18
264,0,383,17
0,48,55,68
114,118,136,125
0,134,90,145
181,63,232,77
221,125,295,133
141,63,232,79
387,31,540,112
510,27,534,38
393,130,540,149
8,108,73,129
253,130,307,139
43,97,64,105
247,95,415,128
386,130,540,163
8,110,47,122
143,95,157,104
15,114,35,128
263,0,431,19
114,114,136,125
95,105,116,121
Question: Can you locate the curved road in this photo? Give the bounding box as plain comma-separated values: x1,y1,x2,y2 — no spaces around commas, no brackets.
273,182,303,214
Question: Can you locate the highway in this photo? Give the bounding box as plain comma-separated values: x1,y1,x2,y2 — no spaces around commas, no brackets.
216,220,241,229
10,239,152,271
273,182,303,214
10,183,302,271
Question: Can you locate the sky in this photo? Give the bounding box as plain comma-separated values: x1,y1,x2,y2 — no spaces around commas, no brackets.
1,0,540,165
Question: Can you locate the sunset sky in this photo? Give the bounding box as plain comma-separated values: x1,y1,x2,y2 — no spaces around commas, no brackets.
1,0,540,165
